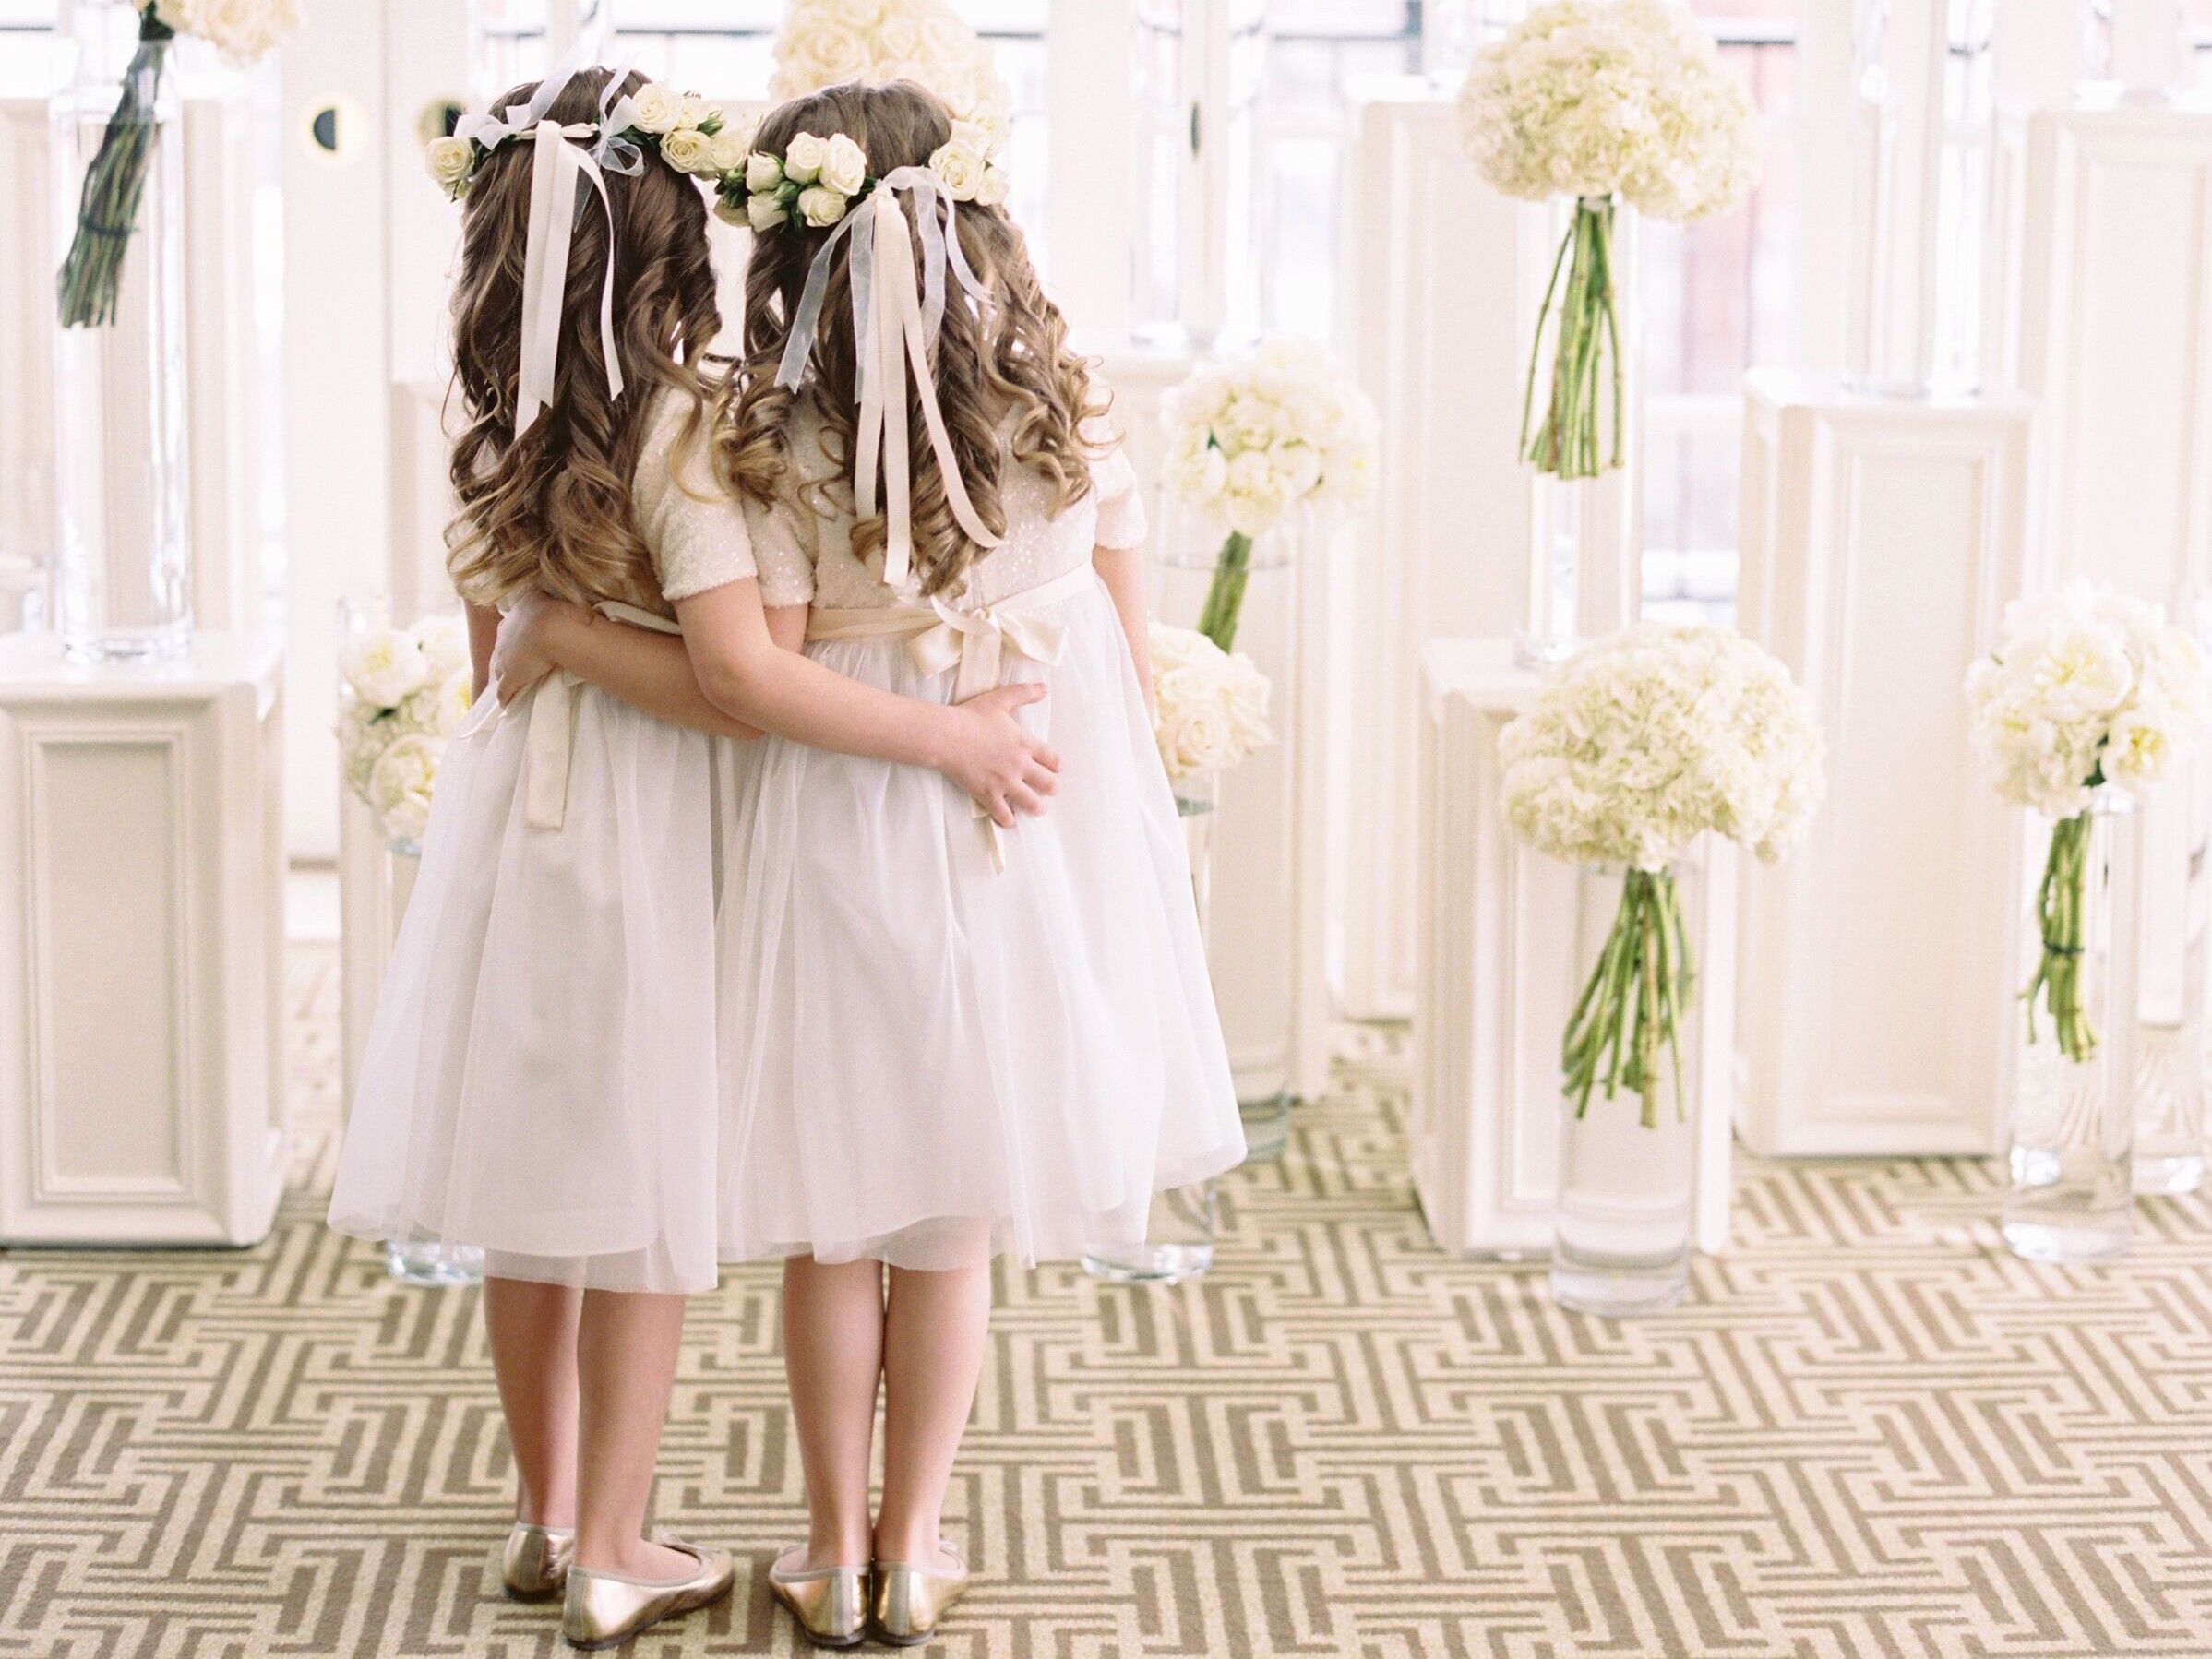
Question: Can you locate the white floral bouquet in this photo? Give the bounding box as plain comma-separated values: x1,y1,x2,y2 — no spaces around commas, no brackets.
1456,0,1758,478
59,0,297,327
1149,622,1273,792
338,613,474,846
1159,339,1378,651
770,0,1013,149
1500,621,1823,1125
1965,581,2212,1062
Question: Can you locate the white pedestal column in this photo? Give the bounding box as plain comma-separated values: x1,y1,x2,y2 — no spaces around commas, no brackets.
0,632,287,1245
1412,639,1734,1258
1735,372,2034,1156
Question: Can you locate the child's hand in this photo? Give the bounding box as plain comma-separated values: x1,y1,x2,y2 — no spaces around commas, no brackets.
490,591,583,706
941,683,1059,828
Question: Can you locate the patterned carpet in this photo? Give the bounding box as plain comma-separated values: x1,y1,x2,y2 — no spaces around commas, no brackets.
7,949,2212,1657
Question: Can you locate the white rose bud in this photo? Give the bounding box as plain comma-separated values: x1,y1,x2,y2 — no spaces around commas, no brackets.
745,150,785,193
343,628,431,710
706,127,751,175
927,141,986,201
658,128,715,175
819,132,868,197
796,185,849,228
676,91,713,130
746,192,788,233
975,163,1011,207
628,83,682,135
425,135,474,194
948,118,993,158
783,131,828,184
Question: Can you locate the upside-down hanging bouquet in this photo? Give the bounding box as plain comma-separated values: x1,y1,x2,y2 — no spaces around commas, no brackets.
58,0,296,328
1965,582,2212,1062
1500,622,1823,1125
1456,0,1759,479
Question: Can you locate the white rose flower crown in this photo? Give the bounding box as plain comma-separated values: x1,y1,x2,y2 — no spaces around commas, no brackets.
723,116,1009,236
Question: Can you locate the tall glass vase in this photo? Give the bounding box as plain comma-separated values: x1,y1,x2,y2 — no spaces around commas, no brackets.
1550,859,1701,1318
50,0,193,662
2083,0,2189,101
1842,0,1998,398
1082,781,1222,1283
2132,772,2206,1195
2004,790,2142,1262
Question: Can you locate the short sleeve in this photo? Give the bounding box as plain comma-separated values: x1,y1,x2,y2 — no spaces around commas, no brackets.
635,396,756,603
1090,443,1148,551
745,495,817,608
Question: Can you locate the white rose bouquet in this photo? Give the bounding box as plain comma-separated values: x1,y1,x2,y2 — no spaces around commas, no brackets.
1148,622,1273,792
1159,339,1378,651
59,0,298,327
1456,0,1758,479
770,0,1013,161
1965,581,2212,1063
1500,621,1824,1125
337,612,474,846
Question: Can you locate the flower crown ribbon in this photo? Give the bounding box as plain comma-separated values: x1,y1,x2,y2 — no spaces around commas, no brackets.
452,42,642,438
773,166,999,591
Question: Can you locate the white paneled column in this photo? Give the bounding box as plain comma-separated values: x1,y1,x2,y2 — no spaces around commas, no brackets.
1734,372,2034,1156
1338,86,1551,1019
1412,639,1733,1257
0,631,287,1245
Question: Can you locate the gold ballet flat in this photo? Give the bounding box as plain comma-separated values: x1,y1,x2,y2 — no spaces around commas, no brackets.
768,1550,868,1648
501,1522,575,1602
871,1552,969,1647
559,1539,735,1651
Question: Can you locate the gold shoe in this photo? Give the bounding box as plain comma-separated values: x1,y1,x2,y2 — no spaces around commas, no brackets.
768,1549,868,1648
501,1522,575,1601
560,1539,735,1651
871,1552,969,1647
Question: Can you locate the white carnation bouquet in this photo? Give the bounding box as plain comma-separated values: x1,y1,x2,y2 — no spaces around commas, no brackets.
1456,0,1758,479
338,613,475,846
1159,339,1378,650
1149,622,1273,792
1965,581,2212,1062
59,0,298,327
770,0,1013,150
1500,621,1823,1125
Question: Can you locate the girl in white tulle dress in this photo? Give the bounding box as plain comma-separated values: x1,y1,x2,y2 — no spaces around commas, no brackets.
496,80,1243,1646
326,63,1058,1652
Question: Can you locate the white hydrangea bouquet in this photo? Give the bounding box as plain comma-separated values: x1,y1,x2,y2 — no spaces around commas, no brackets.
1500,622,1823,1126
1965,582,2212,1063
1159,339,1379,651
770,0,1013,145
338,613,474,847
59,0,297,327
1149,622,1273,794
1456,0,1758,479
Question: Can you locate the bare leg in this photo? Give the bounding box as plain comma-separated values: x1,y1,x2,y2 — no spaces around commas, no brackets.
481,1276,580,1528
573,1288,697,1580
873,1260,992,1569
781,1256,885,1570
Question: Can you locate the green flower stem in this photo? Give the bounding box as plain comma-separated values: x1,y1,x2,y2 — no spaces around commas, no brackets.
1195,531,1253,651
57,6,173,329
1561,868,1695,1128
2024,807,2098,1063
1520,197,1625,481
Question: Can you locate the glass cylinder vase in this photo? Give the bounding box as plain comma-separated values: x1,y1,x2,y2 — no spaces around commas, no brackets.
1082,783,1221,1283
2083,0,2189,101
1841,0,1998,398
1550,859,1701,1319
2132,771,2206,1195
49,0,193,662
2004,790,2143,1263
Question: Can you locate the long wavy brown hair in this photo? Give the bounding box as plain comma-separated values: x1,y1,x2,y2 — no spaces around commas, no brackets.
719,80,1106,598
445,67,722,612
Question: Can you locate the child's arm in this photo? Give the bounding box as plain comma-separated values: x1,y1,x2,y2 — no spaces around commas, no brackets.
490,588,775,742
1094,543,1156,722
466,602,501,701
498,583,1059,827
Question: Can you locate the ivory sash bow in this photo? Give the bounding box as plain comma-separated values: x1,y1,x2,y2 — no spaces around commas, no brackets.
520,601,683,831
773,168,1001,593
807,563,1098,870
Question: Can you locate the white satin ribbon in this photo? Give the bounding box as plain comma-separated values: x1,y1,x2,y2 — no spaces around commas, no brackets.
518,601,683,832
773,167,999,593
453,42,638,438
806,562,1096,870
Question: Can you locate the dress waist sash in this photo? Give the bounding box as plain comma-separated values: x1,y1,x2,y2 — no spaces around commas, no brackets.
521,600,682,832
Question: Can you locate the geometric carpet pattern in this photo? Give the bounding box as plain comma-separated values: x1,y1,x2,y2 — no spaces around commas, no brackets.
6,950,2212,1656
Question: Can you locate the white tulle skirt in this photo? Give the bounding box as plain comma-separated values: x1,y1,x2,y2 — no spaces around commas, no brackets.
716,573,1246,1270
328,684,747,1295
